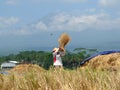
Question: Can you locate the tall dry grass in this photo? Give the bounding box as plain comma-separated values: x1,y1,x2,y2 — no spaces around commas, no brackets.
0,64,120,90
82,53,120,71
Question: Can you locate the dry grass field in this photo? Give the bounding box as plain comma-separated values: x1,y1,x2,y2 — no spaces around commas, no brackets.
0,64,120,90
81,53,120,71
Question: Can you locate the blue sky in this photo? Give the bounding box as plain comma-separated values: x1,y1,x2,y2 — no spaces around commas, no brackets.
0,0,120,55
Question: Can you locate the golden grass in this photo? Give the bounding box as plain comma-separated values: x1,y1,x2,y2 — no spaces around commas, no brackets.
81,53,120,71
9,64,46,74
0,64,120,90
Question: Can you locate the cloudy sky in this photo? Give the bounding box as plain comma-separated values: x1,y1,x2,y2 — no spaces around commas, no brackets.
0,0,120,55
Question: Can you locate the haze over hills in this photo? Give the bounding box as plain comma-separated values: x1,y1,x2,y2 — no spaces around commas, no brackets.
0,30,120,56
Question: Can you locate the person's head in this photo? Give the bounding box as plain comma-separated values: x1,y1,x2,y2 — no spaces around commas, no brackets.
52,47,59,53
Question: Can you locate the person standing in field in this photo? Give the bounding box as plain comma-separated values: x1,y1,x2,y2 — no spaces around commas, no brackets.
52,33,71,67
52,47,65,67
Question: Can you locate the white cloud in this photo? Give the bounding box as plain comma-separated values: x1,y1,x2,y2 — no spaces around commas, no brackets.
95,19,120,30
32,12,120,32
0,17,19,28
63,0,87,2
5,0,19,5
85,8,96,13
1,12,120,36
6,1,16,5
99,0,120,7
14,28,31,35
34,21,47,30
5,17,19,25
32,0,87,3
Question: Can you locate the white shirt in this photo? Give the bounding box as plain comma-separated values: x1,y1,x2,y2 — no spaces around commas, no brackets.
52,50,64,66
53,54,63,66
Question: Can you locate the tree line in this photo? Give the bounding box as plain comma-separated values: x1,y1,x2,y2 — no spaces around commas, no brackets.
0,48,98,69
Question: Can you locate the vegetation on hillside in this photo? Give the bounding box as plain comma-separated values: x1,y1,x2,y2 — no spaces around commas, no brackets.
0,48,98,69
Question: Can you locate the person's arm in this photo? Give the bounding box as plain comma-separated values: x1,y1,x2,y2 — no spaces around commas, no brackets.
59,47,65,52
59,51,65,56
